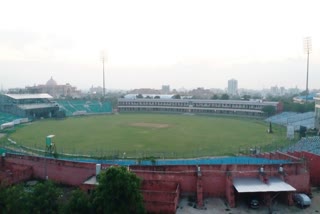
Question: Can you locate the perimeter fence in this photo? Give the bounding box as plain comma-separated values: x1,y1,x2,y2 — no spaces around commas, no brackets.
0,138,298,161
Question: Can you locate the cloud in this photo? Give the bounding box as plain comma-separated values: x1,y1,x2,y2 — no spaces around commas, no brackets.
0,30,73,61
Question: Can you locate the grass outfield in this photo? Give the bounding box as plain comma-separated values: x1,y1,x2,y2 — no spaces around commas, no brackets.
6,114,292,158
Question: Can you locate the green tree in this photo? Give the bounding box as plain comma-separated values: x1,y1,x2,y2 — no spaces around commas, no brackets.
136,94,143,99
262,105,276,117
29,181,62,214
211,94,219,100
93,166,145,214
220,94,229,100
242,95,251,100
172,94,181,99
63,189,92,214
0,181,65,214
106,96,119,108
0,184,30,214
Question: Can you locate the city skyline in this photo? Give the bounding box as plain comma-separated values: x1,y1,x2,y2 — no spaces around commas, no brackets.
0,0,319,90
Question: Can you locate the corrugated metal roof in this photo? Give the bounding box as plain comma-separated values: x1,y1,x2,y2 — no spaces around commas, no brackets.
233,177,296,193
5,93,53,100
83,176,98,185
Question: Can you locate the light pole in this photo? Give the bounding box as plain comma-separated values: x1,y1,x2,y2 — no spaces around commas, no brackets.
101,51,106,98
304,37,312,103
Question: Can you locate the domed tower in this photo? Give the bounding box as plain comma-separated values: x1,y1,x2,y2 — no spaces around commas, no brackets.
46,77,58,87
45,77,58,98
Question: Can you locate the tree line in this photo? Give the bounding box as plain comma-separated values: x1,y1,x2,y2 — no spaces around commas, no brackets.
0,166,145,214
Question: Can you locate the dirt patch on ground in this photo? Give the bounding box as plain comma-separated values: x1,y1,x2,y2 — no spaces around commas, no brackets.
130,122,170,128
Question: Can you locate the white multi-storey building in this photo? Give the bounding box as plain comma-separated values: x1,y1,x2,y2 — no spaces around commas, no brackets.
228,79,238,96
118,98,282,117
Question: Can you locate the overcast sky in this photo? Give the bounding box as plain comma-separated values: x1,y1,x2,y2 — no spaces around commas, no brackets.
0,0,319,91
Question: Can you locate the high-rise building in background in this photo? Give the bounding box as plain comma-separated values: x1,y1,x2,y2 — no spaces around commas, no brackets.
228,79,238,96
161,85,170,94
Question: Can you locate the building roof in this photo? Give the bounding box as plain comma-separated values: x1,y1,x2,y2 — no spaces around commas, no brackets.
5,93,53,100
124,94,174,99
233,177,296,193
46,77,57,86
83,176,98,185
293,93,316,102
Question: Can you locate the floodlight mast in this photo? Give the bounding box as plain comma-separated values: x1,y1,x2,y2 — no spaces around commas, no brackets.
304,37,312,102
101,51,106,98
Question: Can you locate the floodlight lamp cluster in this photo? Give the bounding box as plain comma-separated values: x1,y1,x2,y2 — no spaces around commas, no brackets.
304,37,312,54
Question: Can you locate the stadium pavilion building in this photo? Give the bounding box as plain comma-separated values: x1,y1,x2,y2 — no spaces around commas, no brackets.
118,98,282,117
0,93,59,119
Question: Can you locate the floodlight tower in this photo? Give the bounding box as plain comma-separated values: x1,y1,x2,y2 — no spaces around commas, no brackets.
101,51,106,98
304,37,312,102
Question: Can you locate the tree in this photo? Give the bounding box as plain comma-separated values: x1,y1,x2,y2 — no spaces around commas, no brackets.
0,181,62,214
220,94,229,100
93,166,145,214
29,181,62,214
262,105,276,117
242,95,251,100
0,184,30,214
136,94,143,99
154,96,160,99
172,94,181,99
211,94,219,100
63,189,92,214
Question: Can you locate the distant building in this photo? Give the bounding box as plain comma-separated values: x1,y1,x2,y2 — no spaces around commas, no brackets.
189,87,212,99
118,98,282,117
161,85,170,94
293,93,316,104
270,86,279,96
228,79,238,96
25,77,81,98
89,86,103,95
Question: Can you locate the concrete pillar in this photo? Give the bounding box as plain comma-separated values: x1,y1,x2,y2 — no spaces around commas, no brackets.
287,192,294,206
196,166,204,208
263,192,271,206
225,173,235,208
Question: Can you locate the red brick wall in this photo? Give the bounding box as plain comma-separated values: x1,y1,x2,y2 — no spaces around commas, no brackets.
3,153,313,212
289,151,320,186
131,165,198,196
141,180,180,214
5,154,96,186
286,174,310,193
0,162,33,186
141,180,178,191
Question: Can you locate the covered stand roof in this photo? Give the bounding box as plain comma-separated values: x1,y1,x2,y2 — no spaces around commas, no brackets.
233,177,296,193
5,93,53,100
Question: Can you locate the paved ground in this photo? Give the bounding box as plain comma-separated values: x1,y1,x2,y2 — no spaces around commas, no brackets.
177,187,320,214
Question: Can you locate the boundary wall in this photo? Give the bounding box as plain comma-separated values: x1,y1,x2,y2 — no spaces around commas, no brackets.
1,153,314,213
